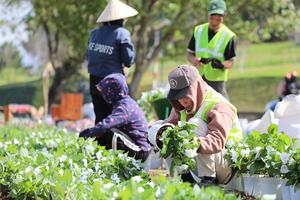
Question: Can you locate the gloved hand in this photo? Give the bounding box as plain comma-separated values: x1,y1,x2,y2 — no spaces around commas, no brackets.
79,128,94,139
200,58,212,64
211,58,224,69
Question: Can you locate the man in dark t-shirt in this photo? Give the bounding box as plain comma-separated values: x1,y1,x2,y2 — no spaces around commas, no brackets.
186,0,236,99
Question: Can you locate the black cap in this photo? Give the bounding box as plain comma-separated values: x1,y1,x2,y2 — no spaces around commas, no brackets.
167,65,198,100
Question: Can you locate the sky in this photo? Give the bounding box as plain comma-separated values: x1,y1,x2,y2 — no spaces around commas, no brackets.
0,0,38,67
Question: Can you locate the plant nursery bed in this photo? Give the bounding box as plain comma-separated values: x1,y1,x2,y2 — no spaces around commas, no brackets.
226,174,300,200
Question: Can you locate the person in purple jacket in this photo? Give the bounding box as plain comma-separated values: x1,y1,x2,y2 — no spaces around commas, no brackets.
79,73,151,161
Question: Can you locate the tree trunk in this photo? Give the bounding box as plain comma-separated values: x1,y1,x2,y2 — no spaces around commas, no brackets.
48,59,80,107
129,64,148,98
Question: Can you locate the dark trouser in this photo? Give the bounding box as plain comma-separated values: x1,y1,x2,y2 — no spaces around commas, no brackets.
95,131,150,162
202,76,229,100
89,75,113,125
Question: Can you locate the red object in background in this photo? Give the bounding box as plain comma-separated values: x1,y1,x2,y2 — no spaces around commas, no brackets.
51,93,83,121
9,104,32,113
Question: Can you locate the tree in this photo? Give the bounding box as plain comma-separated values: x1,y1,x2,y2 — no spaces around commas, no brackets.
27,0,105,105
4,0,299,103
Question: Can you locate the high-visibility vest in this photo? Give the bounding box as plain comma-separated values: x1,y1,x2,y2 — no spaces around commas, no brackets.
180,86,243,142
194,23,235,81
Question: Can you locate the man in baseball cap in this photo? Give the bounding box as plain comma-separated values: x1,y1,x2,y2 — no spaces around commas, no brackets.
186,0,237,100
164,64,243,186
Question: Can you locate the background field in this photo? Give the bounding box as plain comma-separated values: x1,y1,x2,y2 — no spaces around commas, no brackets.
1,41,300,113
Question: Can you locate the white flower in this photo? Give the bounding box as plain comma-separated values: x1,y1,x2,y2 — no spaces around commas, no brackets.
118,154,126,159
42,179,50,185
80,175,88,184
147,181,155,188
85,144,95,154
34,167,41,176
62,128,67,133
280,165,289,174
47,140,57,148
0,142,3,148
58,169,64,176
42,147,48,153
113,191,118,198
253,147,262,154
104,183,114,190
82,159,88,167
132,176,143,183
155,187,162,197
69,159,73,165
59,155,67,163
13,139,20,145
288,158,295,165
231,149,238,162
25,166,33,173
38,132,43,138
185,149,198,158
240,148,250,157
176,164,188,172
280,152,290,164
253,147,262,159
227,139,235,148
95,162,100,172
96,150,103,159
271,162,276,167
111,173,120,183
178,121,185,127
24,141,29,146
138,187,145,193
266,146,275,154
182,139,189,145
13,175,22,184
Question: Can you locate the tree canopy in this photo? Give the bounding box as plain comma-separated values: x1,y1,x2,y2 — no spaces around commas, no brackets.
2,0,299,102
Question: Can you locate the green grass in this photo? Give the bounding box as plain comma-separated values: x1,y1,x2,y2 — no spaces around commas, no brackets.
227,77,280,112
138,41,300,112
0,66,38,86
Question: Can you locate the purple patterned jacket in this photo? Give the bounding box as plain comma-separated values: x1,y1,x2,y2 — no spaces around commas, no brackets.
88,73,151,151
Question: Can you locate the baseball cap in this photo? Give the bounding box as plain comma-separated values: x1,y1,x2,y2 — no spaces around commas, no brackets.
167,65,198,100
208,0,226,15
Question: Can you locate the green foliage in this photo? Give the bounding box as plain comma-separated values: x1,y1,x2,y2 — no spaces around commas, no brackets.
137,88,168,121
225,124,300,186
226,0,298,42
29,0,104,59
0,124,238,199
0,80,43,107
160,122,199,176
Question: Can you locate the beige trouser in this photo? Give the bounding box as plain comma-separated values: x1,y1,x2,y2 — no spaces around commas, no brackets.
195,150,232,184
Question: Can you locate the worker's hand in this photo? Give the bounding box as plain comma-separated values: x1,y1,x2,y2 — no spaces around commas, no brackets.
123,67,129,77
192,57,201,69
200,58,212,64
211,58,224,69
148,120,163,128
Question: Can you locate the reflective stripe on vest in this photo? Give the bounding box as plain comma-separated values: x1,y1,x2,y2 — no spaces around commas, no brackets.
180,86,243,141
194,23,235,81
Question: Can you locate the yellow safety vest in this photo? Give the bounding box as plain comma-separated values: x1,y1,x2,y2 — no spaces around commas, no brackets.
194,23,235,81
180,86,243,142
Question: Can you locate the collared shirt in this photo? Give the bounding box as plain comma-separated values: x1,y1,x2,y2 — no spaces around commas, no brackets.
87,25,135,78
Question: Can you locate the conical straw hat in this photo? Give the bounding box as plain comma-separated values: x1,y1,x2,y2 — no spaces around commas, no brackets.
97,0,138,23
